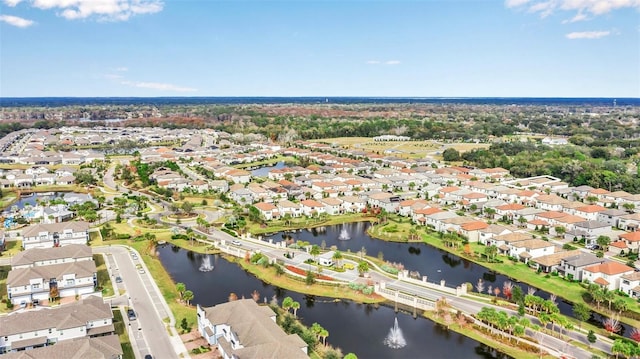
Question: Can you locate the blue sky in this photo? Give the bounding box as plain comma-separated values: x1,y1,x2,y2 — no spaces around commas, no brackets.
1,0,638,97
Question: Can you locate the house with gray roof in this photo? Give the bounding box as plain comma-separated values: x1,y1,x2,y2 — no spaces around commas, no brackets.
0,295,113,353
11,244,93,270
2,335,122,359
197,299,308,359
21,221,89,250
597,209,628,228
559,252,605,281
7,259,97,306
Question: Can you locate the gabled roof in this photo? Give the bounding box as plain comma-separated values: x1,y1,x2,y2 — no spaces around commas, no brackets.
11,244,92,267
620,232,640,242
584,261,634,276
0,296,110,336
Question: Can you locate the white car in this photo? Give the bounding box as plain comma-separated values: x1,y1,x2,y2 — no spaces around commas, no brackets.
231,240,241,246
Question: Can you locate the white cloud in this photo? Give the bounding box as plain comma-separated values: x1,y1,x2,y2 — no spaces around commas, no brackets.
565,30,611,39
562,12,588,23
507,0,640,19
385,60,401,65
3,0,23,6
0,14,35,27
15,0,163,21
505,0,532,8
114,67,128,72
120,80,197,92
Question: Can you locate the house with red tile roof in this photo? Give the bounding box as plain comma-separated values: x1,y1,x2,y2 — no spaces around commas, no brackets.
253,202,279,221
582,261,635,291
615,232,640,254
460,221,490,242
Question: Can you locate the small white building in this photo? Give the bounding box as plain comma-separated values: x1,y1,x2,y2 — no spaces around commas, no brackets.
318,251,335,267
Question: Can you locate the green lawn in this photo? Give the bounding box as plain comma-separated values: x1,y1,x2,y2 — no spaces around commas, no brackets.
0,265,10,313
1,240,22,258
246,213,375,235
113,309,135,359
93,254,115,297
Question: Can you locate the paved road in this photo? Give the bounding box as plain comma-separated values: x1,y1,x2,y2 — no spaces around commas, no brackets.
94,245,187,359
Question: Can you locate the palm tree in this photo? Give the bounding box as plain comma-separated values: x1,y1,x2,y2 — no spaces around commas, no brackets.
291,301,300,317
183,290,194,306
310,245,320,263
332,250,343,268
176,282,186,300
282,296,294,313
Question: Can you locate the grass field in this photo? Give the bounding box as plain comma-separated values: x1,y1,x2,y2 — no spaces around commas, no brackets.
93,254,115,297
113,309,135,359
0,265,9,313
1,240,22,258
319,137,491,160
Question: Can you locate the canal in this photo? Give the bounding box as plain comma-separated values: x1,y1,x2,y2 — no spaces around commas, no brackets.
157,245,511,358
261,222,628,336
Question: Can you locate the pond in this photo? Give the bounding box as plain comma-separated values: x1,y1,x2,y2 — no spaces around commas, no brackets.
157,245,512,359
9,191,88,210
250,161,287,177
262,222,630,336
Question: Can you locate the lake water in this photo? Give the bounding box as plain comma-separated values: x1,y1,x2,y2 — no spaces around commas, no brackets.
250,161,287,177
261,222,629,336
156,245,511,358
10,192,83,210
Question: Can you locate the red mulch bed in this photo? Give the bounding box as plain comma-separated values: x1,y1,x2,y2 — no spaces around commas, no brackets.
286,265,333,281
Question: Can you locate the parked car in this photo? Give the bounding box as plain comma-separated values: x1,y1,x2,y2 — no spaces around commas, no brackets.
138,268,145,274
115,276,122,283
127,309,136,321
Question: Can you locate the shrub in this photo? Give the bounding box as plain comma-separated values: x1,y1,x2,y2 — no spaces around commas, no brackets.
115,233,131,240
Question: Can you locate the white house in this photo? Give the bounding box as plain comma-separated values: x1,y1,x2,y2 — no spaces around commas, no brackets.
253,202,279,221
2,335,122,359
21,222,90,250
7,260,97,306
582,261,635,291
508,239,555,263
0,295,113,353
300,200,326,217
196,299,308,359
620,272,640,298
11,244,93,269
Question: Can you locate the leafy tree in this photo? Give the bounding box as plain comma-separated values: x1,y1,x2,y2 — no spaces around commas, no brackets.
442,148,460,162
572,302,591,329
357,261,369,277
344,354,358,359
181,201,194,215
484,245,498,262
332,250,343,268
305,270,315,285
596,235,611,251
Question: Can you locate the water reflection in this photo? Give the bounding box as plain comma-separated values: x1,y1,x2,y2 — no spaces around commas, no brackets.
157,245,510,358
264,223,631,336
